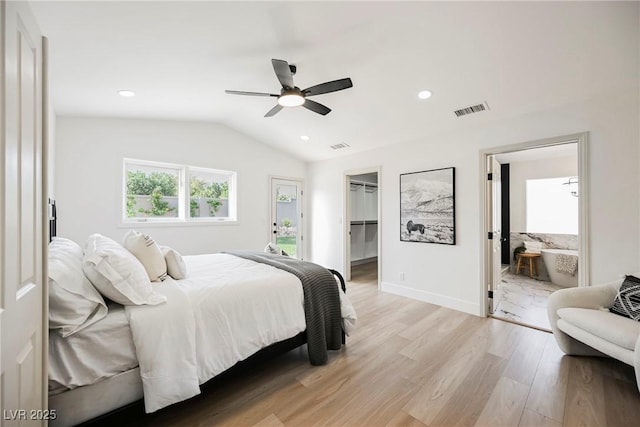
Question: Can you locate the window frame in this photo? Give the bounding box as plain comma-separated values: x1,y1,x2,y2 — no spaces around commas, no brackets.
121,158,238,226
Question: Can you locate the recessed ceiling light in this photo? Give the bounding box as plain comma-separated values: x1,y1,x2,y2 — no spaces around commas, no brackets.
118,90,136,97
418,90,432,100
300,135,310,141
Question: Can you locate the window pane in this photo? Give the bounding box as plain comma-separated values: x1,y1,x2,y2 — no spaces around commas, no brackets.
125,163,179,219
189,169,233,219
526,177,578,234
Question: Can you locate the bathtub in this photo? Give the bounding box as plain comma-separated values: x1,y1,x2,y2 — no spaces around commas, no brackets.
541,249,578,287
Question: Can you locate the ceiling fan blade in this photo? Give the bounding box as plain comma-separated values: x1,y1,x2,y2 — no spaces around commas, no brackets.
272,59,295,89
303,99,331,115
225,90,278,97
303,78,353,96
264,104,284,117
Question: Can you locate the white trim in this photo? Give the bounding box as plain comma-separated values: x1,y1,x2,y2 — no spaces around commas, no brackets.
479,132,590,318
381,282,480,316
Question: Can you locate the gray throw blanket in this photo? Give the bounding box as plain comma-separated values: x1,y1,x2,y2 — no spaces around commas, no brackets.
224,251,342,365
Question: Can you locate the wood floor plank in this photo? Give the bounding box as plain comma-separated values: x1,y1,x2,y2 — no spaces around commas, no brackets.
518,409,562,427
563,357,607,427
603,369,640,427
251,413,285,427
402,332,493,424
473,376,529,427
427,352,509,427
503,327,548,385
524,355,570,423
385,410,428,427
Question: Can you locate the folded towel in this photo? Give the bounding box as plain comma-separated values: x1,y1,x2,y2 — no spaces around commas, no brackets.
556,253,578,276
524,241,543,254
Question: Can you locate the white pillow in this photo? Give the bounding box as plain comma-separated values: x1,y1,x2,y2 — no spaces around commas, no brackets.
264,242,288,256
524,241,543,254
122,230,167,282
160,246,187,280
48,237,108,337
82,234,166,306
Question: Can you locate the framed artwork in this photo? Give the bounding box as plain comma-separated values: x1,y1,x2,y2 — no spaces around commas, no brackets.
400,167,455,245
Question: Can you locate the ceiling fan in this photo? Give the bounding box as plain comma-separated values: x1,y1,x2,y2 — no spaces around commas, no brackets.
225,59,353,117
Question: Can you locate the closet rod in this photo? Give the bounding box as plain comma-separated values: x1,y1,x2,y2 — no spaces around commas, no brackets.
350,180,378,187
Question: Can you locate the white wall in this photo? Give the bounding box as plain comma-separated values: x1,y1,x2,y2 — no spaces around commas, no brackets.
54,117,305,254
307,91,640,316
509,154,577,231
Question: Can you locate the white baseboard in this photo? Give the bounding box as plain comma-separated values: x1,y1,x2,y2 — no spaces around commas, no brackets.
381,281,481,316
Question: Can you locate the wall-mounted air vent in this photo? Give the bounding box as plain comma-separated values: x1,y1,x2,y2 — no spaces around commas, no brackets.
454,101,490,117
330,142,350,150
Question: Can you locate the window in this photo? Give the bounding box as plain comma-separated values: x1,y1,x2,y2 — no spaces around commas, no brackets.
189,168,235,220
123,159,236,223
526,177,578,234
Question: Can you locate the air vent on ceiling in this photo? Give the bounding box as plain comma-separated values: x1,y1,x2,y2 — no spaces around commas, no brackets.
330,142,350,150
454,101,490,117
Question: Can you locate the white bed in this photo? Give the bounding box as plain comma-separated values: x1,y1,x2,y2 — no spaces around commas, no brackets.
49,252,355,427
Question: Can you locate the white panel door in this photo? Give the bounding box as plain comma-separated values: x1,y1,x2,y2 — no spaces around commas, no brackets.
270,178,303,259
1,1,47,425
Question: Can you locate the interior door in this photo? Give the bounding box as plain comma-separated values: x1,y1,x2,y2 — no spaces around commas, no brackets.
1,1,47,423
488,155,502,314
270,178,303,259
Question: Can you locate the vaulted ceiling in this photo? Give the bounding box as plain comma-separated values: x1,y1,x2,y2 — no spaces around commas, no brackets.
30,1,639,162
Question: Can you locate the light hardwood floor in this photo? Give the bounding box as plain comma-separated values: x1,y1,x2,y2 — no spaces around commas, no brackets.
104,262,640,427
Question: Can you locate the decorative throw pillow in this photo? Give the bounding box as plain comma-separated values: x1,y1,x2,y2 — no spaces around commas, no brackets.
610,275,640,321
160,246,187,280
83,233,166,306
122,230,167,282
49,237,108,337
524,241,543,254
264,242,288,256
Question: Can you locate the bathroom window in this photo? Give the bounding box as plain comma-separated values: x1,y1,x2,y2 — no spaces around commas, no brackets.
526,177,578,234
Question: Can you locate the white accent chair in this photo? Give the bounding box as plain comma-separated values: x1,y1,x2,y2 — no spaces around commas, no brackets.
547,279,640,392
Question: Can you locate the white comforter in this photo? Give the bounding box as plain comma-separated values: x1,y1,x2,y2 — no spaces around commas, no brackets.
125,254,310,413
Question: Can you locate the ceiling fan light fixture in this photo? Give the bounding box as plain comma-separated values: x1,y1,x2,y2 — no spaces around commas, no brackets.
278,93,305,107
225,59,352,117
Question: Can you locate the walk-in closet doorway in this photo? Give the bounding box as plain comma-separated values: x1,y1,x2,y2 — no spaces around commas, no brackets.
344,168,381,286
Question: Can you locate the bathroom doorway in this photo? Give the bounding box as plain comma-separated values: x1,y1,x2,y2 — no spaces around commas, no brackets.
482,133,589,331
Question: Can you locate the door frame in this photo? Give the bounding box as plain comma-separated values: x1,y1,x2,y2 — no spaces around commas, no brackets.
479,132,589,317
487,155,502,315
269,176,304,260
343,166,381,287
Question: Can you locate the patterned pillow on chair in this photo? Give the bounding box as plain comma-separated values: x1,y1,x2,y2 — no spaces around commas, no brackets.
610,275,640,321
